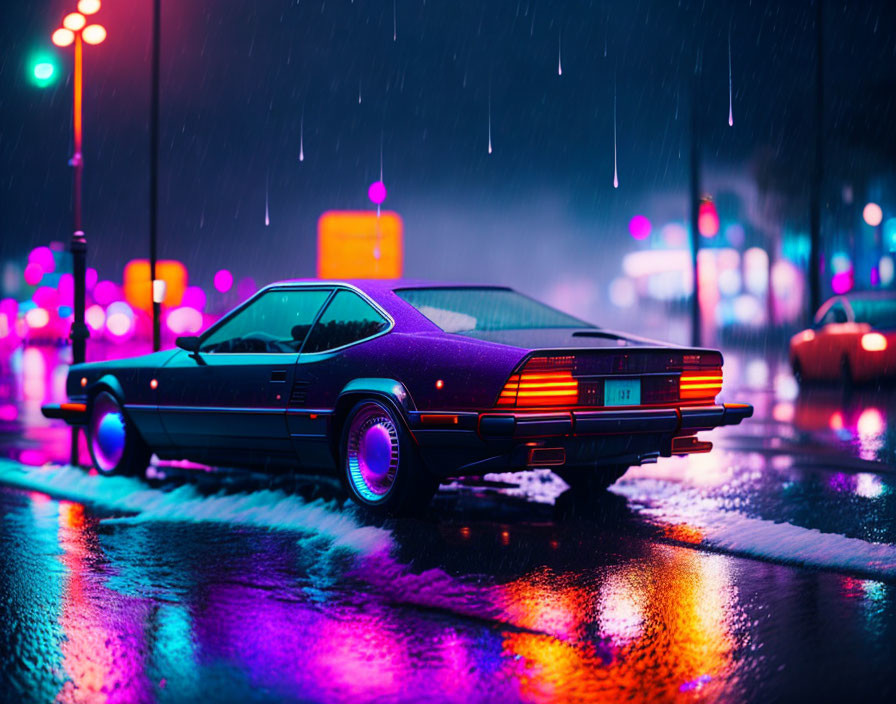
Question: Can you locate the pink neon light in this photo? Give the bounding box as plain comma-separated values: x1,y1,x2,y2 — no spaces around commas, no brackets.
213,269,233,293
628,215,651,240
24,263,43,287
368,181,387,205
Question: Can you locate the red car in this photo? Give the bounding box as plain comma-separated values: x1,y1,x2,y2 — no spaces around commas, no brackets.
790,292,896,385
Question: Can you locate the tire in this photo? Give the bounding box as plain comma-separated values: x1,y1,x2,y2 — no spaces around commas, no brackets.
340,399,437,515
555,464,629,494
87,391,151,476
792,359,803,384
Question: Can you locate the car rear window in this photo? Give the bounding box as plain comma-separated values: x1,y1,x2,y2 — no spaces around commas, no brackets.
850,298,896,330
395,287,593,333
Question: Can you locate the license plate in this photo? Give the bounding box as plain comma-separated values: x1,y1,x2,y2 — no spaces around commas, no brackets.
604,379,641,406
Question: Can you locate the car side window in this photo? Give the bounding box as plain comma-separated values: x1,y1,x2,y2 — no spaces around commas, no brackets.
200,289,331,353
302,290,389,353
820,303,847,326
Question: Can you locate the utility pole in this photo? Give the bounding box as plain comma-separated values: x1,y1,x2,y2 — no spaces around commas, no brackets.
150,0,161,350
808,0,824,320
689,52,702,348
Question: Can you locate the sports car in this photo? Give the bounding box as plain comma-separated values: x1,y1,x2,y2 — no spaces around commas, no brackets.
790,292,896,385
43,280,753,512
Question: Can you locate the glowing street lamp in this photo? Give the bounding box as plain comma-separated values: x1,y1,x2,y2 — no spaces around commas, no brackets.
51,1,106,368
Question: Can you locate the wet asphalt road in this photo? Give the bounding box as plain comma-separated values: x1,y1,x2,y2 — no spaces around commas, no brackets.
1,351,895,703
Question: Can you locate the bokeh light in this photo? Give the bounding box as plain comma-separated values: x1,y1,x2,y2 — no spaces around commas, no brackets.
52,28,75,47
85,304,106,332
660,222,688,247
181,286,207,312
105,301,134,338
831,252,852,274
29,246,55,273
82,24,107,45
368,181,387,205
831,270,853,295
697,199,719,238
23,263,43,287
628,215,651,240
213,269,233,293
77,0,101,14
25,308,50,329
862,202,883,227
33,62,54,81
166,307,204,334
880,255,894,287
62,12,86,31
93,281,120,306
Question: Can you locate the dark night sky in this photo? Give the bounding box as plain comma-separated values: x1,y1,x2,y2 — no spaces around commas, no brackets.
2,1,895,316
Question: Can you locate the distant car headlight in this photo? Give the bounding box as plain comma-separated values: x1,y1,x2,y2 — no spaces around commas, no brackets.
861,332,888,352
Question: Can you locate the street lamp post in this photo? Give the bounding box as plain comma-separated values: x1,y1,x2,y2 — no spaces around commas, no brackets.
52,0,106,464
52,1,106,366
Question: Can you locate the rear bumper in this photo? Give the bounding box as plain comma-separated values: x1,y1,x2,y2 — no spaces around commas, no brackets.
477,402,752,438
41,403,88,425
408,402,753,477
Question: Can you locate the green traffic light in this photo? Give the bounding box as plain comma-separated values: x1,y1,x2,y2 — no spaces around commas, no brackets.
34,63,54,80
28,53,57,88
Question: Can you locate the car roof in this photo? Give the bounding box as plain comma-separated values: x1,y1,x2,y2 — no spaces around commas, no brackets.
262,279,514,332
266,278,510,293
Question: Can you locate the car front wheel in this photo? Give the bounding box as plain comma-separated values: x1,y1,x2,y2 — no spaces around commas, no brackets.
87,391,151,476
340,399,437,514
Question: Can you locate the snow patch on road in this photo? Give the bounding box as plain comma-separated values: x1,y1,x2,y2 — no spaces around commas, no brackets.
0,459,392,556
613,477,896,579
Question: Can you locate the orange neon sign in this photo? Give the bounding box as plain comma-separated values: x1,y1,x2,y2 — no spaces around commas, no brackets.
317,211,403,279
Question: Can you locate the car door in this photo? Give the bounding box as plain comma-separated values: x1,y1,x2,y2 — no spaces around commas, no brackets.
287,288,392,469
158,286,332,464
812,300,849,378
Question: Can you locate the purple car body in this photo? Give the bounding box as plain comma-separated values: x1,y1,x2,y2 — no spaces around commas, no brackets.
43,279,753,511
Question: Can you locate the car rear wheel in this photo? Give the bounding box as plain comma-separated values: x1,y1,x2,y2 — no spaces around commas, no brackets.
87,391,151,476
340,399,437,515
792,359,803,383
555,464,629,494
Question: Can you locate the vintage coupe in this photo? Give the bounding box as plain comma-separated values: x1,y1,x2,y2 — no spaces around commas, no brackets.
43,280,752,512
790,292,895,385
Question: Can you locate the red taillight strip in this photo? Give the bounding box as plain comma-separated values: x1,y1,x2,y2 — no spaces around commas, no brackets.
679,368,723,401
497,369,579,407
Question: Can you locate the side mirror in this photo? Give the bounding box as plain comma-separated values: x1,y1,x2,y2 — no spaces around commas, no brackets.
176,335,200,353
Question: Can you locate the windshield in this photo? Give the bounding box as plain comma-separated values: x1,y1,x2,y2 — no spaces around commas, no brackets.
395,287,594,333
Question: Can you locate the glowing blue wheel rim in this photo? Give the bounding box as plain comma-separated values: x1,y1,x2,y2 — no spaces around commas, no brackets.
90,392,126,473
346,404,399,502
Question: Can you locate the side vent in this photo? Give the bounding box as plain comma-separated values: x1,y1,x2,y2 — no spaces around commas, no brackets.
289,381,310,406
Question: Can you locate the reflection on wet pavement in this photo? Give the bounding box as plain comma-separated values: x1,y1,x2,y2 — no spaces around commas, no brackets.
2,348,896,701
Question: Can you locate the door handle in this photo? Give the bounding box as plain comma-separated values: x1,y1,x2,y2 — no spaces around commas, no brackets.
270,370,287,382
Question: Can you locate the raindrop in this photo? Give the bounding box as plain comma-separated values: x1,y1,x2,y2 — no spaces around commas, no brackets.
487,88,493,154
358,78,362,104
613,76,618,189
299,109,304,162
264,175,270,226
727,25,734,127
557,29,562,76
393,0,397,41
